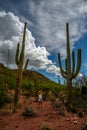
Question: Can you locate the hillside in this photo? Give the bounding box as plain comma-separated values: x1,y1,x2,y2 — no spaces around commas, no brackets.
0,63,58,89
0,64,87,130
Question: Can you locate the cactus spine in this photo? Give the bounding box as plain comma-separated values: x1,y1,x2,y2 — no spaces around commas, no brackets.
58,23,81,104
14,22,29,109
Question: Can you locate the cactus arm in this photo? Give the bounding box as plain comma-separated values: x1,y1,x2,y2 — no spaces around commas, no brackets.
24,59,29,69
65,58,67,72
15,43,20,65
66,23,71,74
72,49,81,78
58,53,67,75
20,22,27,61
72,51,75,74
61,72,67,79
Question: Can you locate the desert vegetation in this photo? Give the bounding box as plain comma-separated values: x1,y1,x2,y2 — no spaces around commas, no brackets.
0,23,87,130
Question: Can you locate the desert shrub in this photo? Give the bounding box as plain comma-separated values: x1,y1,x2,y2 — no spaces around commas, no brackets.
52,86,60,97
0,84,8,107
52,98,65,116
81,86,87,95
72,96,87,112
82,119,87,130
22,90,31,98
22,107,36,117
65,95,87,114
48,91,55,101
58,106,65,116
0,74,16,90
5,93,14,103
22,81,38,97
66,105,77,113
73,87,81,97
78,111,84,118
7,78,16,89
22,81,33,90
0,76,5,84
58,90,67,103
65,92,87,113
42,86,50,100
52,99,60,109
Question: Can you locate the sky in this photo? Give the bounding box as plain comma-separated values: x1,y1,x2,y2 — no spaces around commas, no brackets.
0,0,87,83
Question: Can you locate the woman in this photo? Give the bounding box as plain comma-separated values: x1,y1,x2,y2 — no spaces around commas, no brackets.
38,90,43,107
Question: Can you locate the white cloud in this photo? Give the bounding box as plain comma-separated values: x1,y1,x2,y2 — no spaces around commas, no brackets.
46,64,60,76
28,0,87,56
77,73,83,78
1,0,87,78
0,11,59,74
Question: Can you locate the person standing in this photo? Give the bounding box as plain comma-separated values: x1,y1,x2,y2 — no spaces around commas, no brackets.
38,90,43,108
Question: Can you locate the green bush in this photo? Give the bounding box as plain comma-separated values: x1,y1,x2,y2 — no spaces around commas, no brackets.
0,84,8,107
66,105,77,113
72,96,87,112
7,78,16,89
22,107,36,117
78,111,84,118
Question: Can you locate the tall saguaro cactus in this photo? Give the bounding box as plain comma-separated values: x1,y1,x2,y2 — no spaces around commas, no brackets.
14,22,29,109
58,23,81,104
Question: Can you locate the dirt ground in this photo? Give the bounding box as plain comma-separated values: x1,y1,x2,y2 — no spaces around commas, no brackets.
0,97,86,130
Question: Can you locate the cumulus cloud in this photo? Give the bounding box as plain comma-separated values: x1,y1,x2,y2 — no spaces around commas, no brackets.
46,64,60,76
77,73,83,78
28,0,87,56
0,0,87,78
0,11,60,75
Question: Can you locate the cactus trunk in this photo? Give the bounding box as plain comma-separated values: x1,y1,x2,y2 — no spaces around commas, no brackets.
67,78,72,103
66,23,72,104
14,64,23,106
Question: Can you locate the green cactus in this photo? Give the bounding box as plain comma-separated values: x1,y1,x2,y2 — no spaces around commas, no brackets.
58,23,81,105
14,22,29,109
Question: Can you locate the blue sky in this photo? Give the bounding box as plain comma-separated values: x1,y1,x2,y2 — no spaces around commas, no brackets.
0,0,87,83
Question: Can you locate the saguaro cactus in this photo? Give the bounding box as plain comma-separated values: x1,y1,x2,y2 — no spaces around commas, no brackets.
58,23,81,104
14,22,29,109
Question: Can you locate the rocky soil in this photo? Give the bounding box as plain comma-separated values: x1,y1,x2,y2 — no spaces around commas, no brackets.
0,97,86,130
